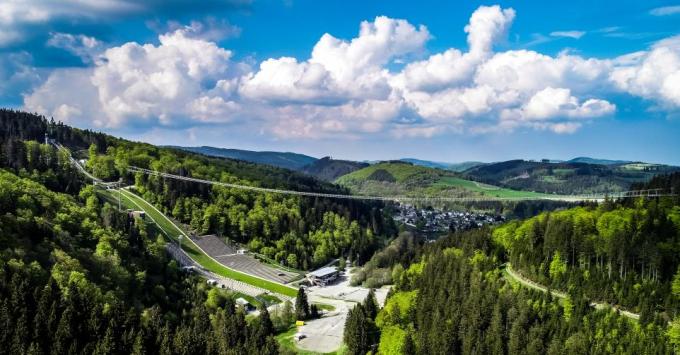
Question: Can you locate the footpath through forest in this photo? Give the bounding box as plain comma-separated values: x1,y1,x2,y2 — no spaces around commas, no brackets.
503,263,641,321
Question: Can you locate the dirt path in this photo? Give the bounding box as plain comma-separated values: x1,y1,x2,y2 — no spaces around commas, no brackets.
503,263,640,321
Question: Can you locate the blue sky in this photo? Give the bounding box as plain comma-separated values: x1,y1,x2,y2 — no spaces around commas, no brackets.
1,0,680,164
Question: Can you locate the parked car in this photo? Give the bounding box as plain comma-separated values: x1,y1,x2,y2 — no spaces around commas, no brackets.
180,266,197,273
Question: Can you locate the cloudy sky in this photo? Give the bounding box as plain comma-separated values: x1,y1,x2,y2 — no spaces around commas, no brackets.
2,0,680,164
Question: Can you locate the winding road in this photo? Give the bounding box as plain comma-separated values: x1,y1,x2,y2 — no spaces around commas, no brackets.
503,263,640,321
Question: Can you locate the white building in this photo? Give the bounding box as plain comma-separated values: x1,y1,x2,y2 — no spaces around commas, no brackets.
306,266,339,286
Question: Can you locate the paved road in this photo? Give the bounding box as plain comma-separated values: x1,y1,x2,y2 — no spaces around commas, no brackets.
293,271,391,353
504,263,640,321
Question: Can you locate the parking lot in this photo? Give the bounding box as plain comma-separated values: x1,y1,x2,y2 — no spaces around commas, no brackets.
294,270,391,353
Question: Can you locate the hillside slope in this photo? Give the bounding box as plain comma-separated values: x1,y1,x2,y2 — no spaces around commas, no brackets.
400,158,485,172
169,145,317,170
0,109,396,271
300,156,369,181
463,159,680,194
568,156,632,165
335,161,551,199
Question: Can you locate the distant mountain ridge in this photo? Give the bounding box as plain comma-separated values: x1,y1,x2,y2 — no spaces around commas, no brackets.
567,157,633,165
400,158,485,172
165,146,674,194
167,145,317,170
335,161,552,199
463,159,680,195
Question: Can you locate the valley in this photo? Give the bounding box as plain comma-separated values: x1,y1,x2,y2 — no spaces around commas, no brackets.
2,2,679,354
179,144,679,202
335,161,560,201
0,109,678,355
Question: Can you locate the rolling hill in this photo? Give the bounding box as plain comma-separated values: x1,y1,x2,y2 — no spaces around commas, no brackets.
300,156,369,181
463,159,680,194
399,158,485,172
335,161,552,199
168,145,317,170
568,156,632,165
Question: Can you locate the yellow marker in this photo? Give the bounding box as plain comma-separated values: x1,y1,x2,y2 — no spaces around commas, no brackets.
295,320,305,326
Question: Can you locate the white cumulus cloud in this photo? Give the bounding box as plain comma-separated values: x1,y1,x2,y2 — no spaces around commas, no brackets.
47,32,102,63
517,87,615,120
464,5,515,56
25,28,236,128
242,16,430,104
610,35,680,108
21,4,680,140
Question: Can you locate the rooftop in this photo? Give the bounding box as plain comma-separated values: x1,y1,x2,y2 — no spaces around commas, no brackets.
308,266,338,278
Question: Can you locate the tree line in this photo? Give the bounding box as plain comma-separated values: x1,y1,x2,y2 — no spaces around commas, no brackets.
0,110,398,270
358,173,680,354
0,168,282,354
369,227,671,354
494,183,680,318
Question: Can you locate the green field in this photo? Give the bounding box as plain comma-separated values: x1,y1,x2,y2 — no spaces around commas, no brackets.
109,188,298,298
434,177,555,198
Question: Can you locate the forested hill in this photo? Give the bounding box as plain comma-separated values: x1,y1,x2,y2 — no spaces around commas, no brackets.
335,160,554,201
300,156,369,181
463,159,680,195
0,109,342,195
1,169,286,354
365,226,672,354
167,145,317,171
0,111,286,353
399,158,485,172
0,109,397,270
568,157,632,165
354,176,680,354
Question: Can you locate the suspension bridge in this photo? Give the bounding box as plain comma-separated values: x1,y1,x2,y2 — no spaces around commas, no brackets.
51,141,676,203
126,166,673,203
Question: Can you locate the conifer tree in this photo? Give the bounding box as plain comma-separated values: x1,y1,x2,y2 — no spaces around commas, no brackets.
344,305,368,355
259,306,274,337
363,289,379,320
295,287,310,320
402,334,416,355
310,304,320,319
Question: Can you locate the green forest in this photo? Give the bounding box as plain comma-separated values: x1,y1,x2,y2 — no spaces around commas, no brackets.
343,173,680,354
0,109,397,271
368,227,671,354
88,137,395,270
4,108,680,354
462,159,680,195
0,109,395,354
0,110,306,354
494,186,680,316
0,168,282,354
